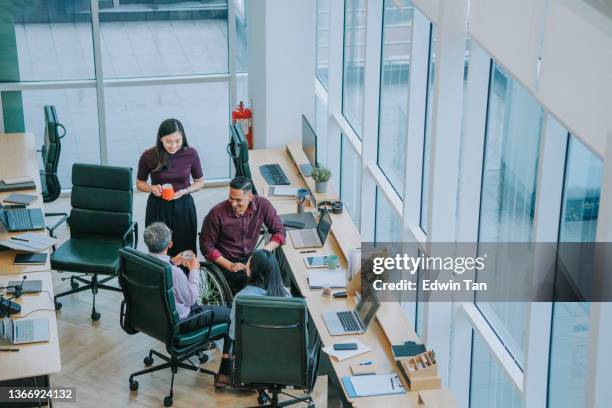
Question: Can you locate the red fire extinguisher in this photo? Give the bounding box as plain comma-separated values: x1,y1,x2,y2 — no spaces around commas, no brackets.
232,101,253,149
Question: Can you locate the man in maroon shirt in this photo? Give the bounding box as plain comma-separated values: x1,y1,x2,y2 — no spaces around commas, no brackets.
200,176,286,293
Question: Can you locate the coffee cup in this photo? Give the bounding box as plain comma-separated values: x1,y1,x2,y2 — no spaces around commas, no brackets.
327,254,339,270
161,184,174,200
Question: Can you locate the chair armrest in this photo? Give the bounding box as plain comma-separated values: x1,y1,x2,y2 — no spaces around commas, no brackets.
120,300,138,335
173,308,215,341
121,222,138,248
307,324,322,391
45,212,68,238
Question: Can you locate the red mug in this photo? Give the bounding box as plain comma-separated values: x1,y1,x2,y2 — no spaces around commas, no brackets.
161,184,174,200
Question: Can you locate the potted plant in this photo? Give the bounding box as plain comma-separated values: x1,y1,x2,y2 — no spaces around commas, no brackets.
311,166,331,193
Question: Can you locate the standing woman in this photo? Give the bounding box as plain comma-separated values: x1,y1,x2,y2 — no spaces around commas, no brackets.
136,119,205,257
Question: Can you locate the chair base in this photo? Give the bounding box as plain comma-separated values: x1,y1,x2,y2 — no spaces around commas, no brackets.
129,348,216,407
54,273,122,321
249,388,314,408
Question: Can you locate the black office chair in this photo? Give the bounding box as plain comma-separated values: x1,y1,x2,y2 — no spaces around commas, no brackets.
233,296,320,407
50,163,138,321
118,247,229,407
39,105,68,235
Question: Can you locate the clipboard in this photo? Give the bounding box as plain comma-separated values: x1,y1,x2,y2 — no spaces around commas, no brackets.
341,373,405,397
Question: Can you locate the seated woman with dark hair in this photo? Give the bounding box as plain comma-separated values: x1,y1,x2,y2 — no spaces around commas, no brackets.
214,249,291,388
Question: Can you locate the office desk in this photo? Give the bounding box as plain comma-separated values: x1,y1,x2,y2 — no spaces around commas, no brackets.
0,133,51,274
249,145,457,407
0,133,61,388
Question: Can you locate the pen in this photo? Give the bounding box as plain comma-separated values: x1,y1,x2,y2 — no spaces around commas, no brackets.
300,250,316,254
0,349,19,352
10,237,28,242
390,377,394,389
359,361,372,366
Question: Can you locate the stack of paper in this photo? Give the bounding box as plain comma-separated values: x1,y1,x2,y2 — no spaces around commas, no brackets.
0,232,57,252
322,339,370,361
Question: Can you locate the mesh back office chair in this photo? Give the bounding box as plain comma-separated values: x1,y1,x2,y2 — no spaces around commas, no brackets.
228,123,258,195
51,163,138,321
118,248,229,407
234,296,321,408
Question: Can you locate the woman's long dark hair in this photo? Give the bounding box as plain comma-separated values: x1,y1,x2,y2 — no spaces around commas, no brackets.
249,249,286,297
153,118,189,172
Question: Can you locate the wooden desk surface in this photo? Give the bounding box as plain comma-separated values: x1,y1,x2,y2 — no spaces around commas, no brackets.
249,146,457,407
0,133,61,380
0,133,51,274
0,271,61,381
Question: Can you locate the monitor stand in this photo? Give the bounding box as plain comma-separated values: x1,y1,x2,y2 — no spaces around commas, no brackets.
299,163,313,177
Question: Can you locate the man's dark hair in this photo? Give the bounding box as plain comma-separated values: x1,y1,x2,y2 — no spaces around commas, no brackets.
230,176,253,193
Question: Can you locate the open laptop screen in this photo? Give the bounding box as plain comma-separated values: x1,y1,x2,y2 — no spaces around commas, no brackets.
356,287,380,329
316,210,332,244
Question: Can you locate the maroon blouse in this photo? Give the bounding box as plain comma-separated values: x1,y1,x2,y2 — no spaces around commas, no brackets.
137,147,203,191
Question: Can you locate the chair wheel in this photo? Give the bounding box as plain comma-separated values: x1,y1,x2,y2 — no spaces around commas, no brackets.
91,311,101,321
71,281,79,290
163,396,173,407
144,356,154,366
198,353,209,364
257,392,269,405
129,380,138,391
54,302,62,311
307,403,315,408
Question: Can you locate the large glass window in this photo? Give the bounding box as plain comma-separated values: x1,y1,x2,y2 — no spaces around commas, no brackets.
340,134,362,227
0,2,95,81
548,135,602,408
105,82,230,180
22,89,100,186
316,0,330,88
315,92,327,163
470,330,523,408
476,62,544,367
419,24,436,233
374,187,401,242
100,1,228,78
342,0,367,137
377,0,413,196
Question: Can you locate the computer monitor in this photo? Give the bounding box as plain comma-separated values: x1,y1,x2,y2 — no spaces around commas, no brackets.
227,124,257,195
301,114,317,176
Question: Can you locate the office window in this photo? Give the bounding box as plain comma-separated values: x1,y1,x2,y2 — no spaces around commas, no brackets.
476,62,544,367
374,187,401,242
419,24,436,233
104,82,230,180
315,92,328,162
470,330,523,408
22,89,100,186
377,0,413,196
100,1,229,78
316,0,330,88
548,136,602,408
342,0,367,137
235,0,248,102
340,134,362,227
0,2,95,81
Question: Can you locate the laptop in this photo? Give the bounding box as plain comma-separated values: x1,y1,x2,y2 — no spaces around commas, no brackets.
288,209,332,249
0,207,45,232
322,287,380,336
0,317,50,345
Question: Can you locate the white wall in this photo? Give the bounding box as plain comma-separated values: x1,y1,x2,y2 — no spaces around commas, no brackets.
247,0,316,149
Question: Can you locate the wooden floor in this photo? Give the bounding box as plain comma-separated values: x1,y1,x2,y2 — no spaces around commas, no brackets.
45,189,328,408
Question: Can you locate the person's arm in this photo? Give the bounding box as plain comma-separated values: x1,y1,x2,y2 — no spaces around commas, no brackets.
170,259,200,307
200,211,246,272
172,178,204,200
136,152,162,196
261,198,286,252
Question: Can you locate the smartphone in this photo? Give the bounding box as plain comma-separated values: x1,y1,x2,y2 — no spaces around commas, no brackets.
334,343,358,351
303,255,329,268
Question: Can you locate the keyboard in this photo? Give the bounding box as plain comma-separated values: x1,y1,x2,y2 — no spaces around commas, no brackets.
337,311,361,332
7,209,31,230
259,164,290,185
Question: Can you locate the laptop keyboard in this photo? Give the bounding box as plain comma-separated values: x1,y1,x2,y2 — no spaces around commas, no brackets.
15,319,34,342
337,311,361,332
7,209,32,230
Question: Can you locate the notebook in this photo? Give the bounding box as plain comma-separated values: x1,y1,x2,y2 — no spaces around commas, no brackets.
3,193,37,205
6,279,43,294
308,269,346,288
0,178,36,192
14,253,48,265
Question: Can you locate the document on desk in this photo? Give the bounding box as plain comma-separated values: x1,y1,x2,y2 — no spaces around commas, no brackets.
308,269,346,288
0,232,57,252
342,373,405,398
322,339,370,361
